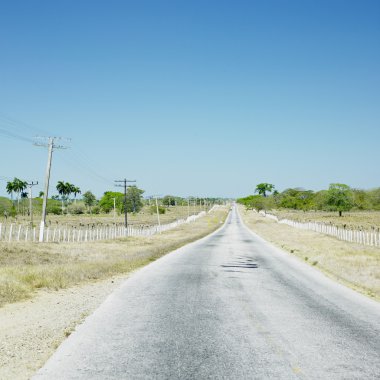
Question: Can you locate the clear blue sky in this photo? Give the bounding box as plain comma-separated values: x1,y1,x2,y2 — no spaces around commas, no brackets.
0,0,379,198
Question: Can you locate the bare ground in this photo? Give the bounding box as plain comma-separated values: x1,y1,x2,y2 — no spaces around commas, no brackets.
0,276,127,379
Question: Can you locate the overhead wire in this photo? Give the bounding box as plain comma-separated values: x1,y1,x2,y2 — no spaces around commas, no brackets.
0,127,34,143
0,112,116,191
0,175,13,181
72,140,116,181
0,112,51,136
58,152,113,187
0,111,58,146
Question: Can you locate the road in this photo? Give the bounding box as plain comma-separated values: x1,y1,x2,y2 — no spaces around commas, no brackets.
34,206,380,379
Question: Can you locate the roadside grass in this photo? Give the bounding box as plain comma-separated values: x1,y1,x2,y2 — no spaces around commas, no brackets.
0,205,206,229
0,208,227,307
270,209,380,230
239,206,380,300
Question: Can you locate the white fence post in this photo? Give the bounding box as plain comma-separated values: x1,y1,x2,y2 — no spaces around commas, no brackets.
8,224,13,242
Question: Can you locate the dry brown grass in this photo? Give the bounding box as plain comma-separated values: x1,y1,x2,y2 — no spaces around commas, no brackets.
239,206,380,300
271,209,380,231
0,208,227,307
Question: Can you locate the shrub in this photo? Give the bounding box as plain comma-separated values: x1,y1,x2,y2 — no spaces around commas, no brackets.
68,204,85,215
92,206,100,214
0,197,12,215
47,206,61,215
150,205,166,214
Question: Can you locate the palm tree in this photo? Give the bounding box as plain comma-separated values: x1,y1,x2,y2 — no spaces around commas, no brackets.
56,181,68,214
65,183,73,203
6,181,15,201
21,191,29,215
72,186,81,203
12,178,27,213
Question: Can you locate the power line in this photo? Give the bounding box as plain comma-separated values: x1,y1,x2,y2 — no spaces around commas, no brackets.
61,147,114,185
0,112,53,145
0,127,34,143
0,112,51,136
0,175,13,181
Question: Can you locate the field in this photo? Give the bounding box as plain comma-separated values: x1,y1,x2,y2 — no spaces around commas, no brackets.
0,207,227,307
239,206,380,300
0,204,209,229
270,209,380,231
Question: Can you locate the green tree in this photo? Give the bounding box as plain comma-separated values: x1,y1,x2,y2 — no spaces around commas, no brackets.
6,181,15,201
56,181,69,214
250,195,267,212
255,183,275,197
237,195,267,212
99,191,124,213
125,186,144,213
278,188,315,210
9,178,28,213
162,195,176,207
65,183,76,203
83,191,97,213
326,183,354,216
352,189,371,210
368,188,380,210
72,186,81,203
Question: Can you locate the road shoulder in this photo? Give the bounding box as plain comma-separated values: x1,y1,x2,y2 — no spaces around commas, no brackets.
238,205,380,301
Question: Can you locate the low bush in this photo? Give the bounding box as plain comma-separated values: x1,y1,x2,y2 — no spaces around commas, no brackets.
68,204,85,215
150,205,166,215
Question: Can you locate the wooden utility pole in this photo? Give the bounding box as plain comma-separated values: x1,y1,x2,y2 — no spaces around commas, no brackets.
155,196,161,233
27,181,38,228
112,197,116,224
34,137,68,242
114,179,136,233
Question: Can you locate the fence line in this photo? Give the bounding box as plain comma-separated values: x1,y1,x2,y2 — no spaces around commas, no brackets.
0,211,207,244
257,210,380,248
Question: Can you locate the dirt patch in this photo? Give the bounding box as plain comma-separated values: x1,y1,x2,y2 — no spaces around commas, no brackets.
0,275,127,379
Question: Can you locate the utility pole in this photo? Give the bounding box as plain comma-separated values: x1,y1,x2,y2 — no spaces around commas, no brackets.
27,181,38,228
155,196,161,233
114,179,136,233
34,137,68,242
149,195,162,233
112,197,116,224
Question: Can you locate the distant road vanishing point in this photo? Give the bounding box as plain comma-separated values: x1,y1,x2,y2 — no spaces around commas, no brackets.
34,206,380,379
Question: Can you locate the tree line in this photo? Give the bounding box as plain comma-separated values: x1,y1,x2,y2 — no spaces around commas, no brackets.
237,183,380,216
2,178,221,217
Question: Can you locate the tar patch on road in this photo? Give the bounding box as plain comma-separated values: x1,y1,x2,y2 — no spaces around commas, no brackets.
221,256,259,272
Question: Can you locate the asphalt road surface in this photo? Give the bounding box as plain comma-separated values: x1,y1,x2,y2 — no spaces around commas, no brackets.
34,206,380,379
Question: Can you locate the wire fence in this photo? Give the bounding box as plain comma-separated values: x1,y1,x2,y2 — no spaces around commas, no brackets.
0,211,209,244
257,210,380,248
